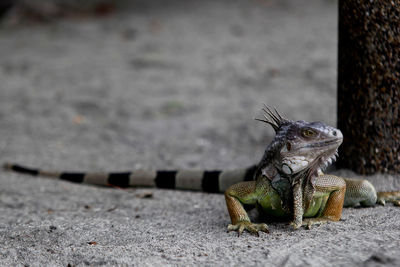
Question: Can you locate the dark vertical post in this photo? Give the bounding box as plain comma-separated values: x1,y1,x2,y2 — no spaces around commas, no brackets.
337,0,400,174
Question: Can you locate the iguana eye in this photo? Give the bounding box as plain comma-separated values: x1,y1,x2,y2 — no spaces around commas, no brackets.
302,129,316,137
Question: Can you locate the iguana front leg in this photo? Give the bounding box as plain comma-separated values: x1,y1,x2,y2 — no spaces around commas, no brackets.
291,181,304,229
225,181,269,236
302,174,346,228
299,175,400,229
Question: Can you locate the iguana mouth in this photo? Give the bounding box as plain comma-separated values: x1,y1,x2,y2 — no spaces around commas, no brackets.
302,138,342,149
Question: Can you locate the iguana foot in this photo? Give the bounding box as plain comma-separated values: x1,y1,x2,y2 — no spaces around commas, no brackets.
227,221,269,236
290,218,328,230
377,192,400,206
289,220,302,230
301,218,328,230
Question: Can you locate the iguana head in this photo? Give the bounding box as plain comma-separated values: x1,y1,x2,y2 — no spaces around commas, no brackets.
257,106,343,178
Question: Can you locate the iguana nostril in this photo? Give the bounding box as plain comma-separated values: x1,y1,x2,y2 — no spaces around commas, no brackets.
332,131,337,136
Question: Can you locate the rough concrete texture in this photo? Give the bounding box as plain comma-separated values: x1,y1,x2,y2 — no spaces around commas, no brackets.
1,0,400,266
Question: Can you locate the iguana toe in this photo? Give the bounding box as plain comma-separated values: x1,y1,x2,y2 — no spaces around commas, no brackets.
227,222,269,236
301,218,328,229
289,219,303,230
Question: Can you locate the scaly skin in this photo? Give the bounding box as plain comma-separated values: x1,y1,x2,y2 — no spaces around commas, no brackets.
226,174,347,234
226,107,400,235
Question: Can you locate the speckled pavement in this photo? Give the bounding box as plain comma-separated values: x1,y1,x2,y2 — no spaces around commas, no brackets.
1,0,399,266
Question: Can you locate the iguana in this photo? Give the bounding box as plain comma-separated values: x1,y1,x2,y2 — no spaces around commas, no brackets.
4,107,400,236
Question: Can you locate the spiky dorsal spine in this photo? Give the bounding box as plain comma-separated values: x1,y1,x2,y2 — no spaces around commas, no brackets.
255,105,288,132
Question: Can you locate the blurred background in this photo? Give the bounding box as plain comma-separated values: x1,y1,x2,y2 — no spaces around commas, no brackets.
3,3,400,266
0,0,337,171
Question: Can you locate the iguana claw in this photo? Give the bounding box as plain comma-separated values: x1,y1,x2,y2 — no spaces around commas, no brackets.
227,221,269,236
290,218,328,230
301,218,328,230
289,220,302,230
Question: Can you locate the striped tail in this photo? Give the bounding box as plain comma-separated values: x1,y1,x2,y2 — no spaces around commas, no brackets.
3,163,257,193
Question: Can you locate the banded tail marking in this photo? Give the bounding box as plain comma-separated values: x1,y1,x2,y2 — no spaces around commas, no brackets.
3,163,257,193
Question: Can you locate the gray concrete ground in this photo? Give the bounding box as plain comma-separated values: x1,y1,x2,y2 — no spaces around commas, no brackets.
1,0,400,266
